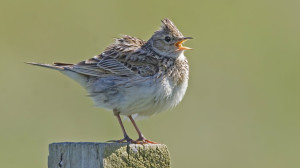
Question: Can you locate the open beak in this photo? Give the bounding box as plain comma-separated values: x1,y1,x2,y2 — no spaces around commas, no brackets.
175,37,193,51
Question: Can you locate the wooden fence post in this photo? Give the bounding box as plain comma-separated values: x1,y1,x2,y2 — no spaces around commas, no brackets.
48,142,171,168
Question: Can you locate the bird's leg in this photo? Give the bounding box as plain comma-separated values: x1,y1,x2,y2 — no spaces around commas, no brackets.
128,115,158,144
107,110,133,143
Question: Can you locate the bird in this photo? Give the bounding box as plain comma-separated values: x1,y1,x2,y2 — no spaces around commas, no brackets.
27,18,192,144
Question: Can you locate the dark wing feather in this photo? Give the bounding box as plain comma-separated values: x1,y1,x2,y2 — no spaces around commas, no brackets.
97,57,134,76
67,63,107,77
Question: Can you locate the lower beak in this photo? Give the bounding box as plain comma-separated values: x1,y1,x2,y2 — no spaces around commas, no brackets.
175,37,193,51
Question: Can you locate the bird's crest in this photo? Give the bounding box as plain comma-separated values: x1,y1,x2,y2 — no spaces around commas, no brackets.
160,18,183,37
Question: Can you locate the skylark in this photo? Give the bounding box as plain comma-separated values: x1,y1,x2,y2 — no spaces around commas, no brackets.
27,18,192,144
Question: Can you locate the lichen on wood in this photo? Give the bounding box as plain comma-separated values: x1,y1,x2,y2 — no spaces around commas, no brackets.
48,142,170,168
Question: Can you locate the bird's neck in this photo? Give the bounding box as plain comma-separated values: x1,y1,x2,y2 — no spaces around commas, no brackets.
158,53,189,85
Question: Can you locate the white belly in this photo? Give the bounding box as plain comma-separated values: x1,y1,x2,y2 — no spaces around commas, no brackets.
89,75,188,120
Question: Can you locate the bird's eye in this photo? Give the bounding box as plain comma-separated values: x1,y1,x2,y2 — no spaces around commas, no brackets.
164,36,171,42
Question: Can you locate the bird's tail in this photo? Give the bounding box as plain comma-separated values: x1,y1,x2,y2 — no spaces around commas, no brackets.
26,62,88,87
25,62,72,71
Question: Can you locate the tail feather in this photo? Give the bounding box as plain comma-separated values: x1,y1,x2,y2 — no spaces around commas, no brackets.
26,62,88,87
25,62,65,70
54,62,74,66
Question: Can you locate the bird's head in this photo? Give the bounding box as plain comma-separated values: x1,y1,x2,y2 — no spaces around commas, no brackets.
148,18,192,58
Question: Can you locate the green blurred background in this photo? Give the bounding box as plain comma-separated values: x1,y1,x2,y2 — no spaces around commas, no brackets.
1,0,299,167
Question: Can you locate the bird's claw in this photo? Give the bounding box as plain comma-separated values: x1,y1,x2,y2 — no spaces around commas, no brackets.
107,138,158,144
107,136,133,143
133,137,158,144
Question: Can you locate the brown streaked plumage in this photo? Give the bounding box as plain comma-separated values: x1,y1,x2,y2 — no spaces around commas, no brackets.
27,18,192,144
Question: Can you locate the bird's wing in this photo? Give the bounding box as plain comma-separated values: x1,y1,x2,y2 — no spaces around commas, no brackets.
97,57,135,76
58,56,132,77
65,62,108,77
61,35,160,77
66,53,159,77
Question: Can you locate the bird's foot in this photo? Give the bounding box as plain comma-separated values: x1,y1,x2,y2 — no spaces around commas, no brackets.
133,137,158,144
107,135,133,143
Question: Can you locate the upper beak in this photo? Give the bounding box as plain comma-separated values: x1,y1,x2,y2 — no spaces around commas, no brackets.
175,37,193,51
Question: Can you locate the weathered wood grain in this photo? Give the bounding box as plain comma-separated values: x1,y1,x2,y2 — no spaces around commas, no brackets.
48,142,170,168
